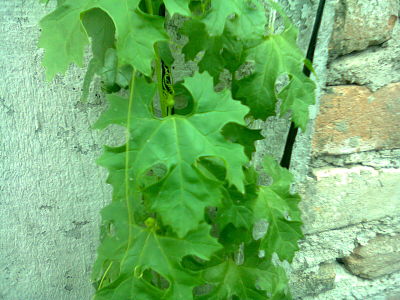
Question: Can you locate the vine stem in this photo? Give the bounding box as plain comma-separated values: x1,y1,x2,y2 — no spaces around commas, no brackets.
268,0,277,32
119,69,138,270
95,69,137,293
97,261,113,290
145,0,167,117
125,69,137,226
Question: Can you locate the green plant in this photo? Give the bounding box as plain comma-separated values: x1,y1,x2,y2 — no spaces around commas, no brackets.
38,0,315,299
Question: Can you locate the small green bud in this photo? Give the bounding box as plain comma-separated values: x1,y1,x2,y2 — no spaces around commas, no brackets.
166,94,175,107
144,217,156,229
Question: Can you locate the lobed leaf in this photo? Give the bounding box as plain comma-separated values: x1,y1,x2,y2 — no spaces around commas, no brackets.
39,0,168,79
164,0,191,16
203,0,265,38
233,20,316,129
221,123,263,159
95,72,249,237
39,1,314,298
81,8,116,100
253,156,303,262
196,259,291,300
93,202,221,299
181,17,263,83
181,19,225,81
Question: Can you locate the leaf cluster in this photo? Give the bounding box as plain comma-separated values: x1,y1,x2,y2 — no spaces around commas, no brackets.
38,0,315,299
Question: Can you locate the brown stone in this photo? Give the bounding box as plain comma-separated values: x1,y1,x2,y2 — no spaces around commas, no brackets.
312,83,400,156
329,0,399,58
342,234,400,279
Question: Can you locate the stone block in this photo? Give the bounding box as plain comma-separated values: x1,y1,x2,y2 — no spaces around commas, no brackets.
329,0,399,58
386,293,400,300
312,84,400,156
327,22,400,92
290,263,336,298
342,234,400,279
301,166,400,234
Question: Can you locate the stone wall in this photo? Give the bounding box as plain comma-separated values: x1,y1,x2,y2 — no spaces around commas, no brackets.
290,0,400,299
0,0,399,299
0,1,115,299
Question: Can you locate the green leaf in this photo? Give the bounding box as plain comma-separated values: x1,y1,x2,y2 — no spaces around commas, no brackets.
222,123,263,159
253,156,303,262
80,8,116,100
181,10,266,83
93,201,222,300
181,19,225,81
203,0,265,38
217,187,254,231
112,7,167,75
123,224,221,299
222,1,266,41
39,3,89,80
39,0,168,79
181,15,264,83
164,0,191,16
181,20,207,61
157,41,174,67
257,265,292,300
234,20,316,128
95,72,249,237
216,167,259,231
39,0,314,298
220,24,247,73
100,48,132,93
197,259,291,300
82,8,115,66
95,275,165,300
81,59,98,101
278,73,316,131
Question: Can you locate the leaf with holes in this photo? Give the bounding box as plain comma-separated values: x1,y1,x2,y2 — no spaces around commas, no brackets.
39,0,167,79
181,18,263,82
202,0,265,37
94,72,249,237
181,19,225,81
234,19,315,128
196,258,291,300
38,0,314,298
92,201,221,300
253,156,303,262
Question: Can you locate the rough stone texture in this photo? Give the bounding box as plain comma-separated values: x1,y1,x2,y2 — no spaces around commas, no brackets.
329,0,399,59
0,1,119,299
293,216,400,271
290,263,336,298
387,293,400,300
290,216,400,299
301,166,400,234
342,234,400,279
312,149,400,169
293,0,400,298
312,84,400,156
254,0,339,186
303,265,400,300
327,21,400,91
2,0,400,299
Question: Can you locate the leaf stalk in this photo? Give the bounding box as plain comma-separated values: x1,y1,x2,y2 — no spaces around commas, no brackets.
145,0,168,117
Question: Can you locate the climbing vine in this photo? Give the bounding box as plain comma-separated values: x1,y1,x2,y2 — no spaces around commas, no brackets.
38,0,315,299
